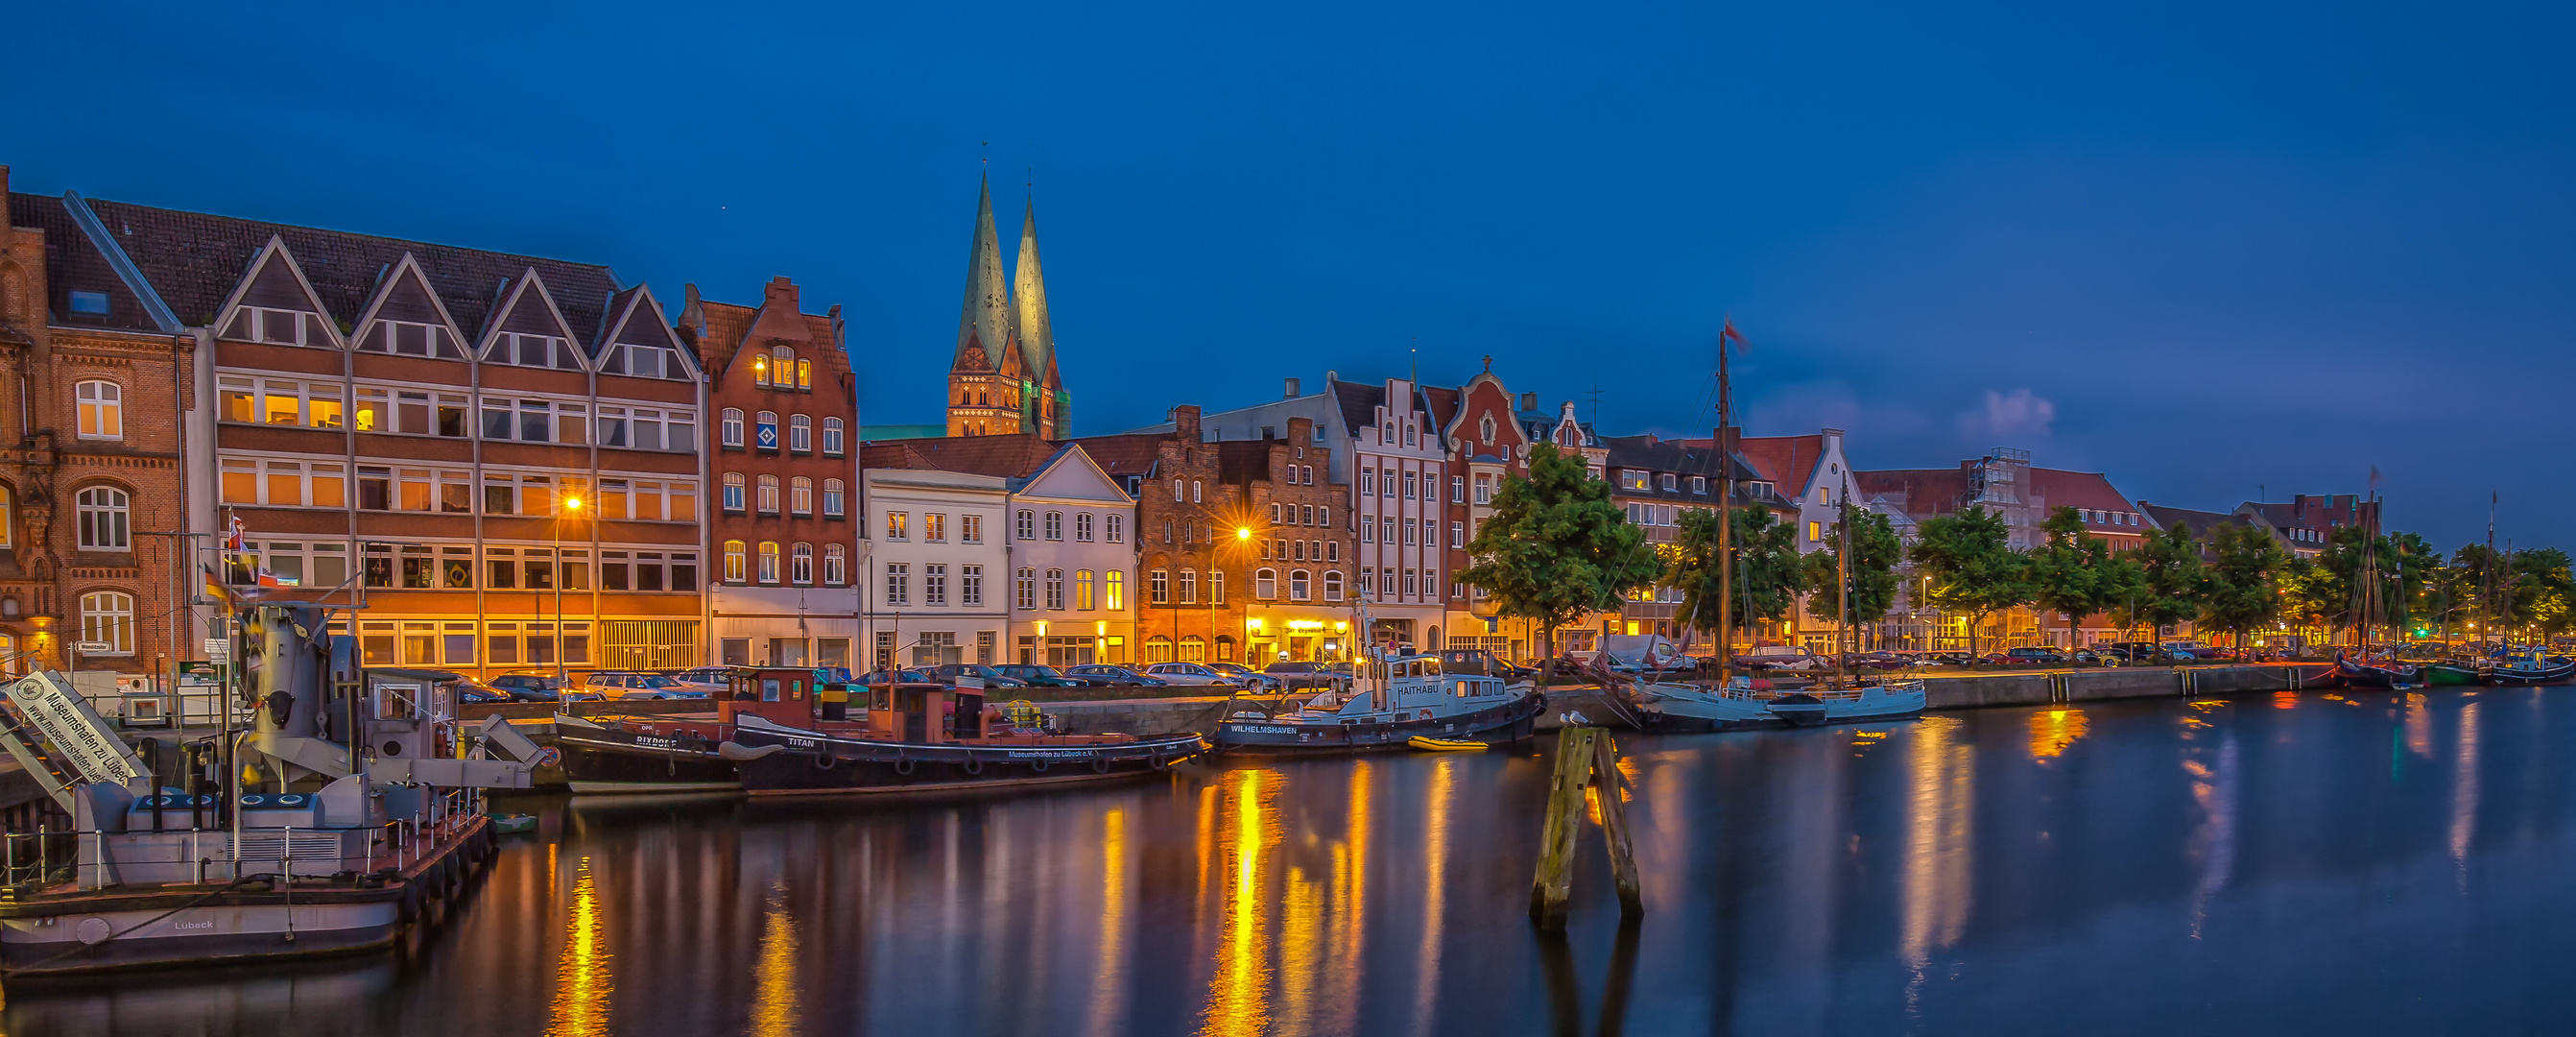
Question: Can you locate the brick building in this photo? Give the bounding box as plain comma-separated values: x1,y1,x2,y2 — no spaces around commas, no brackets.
684,277,857,668
1075,406,1249,664
0,170,200,682
1427,367,1534,660
943,178,1069,440
1220,416,1354,664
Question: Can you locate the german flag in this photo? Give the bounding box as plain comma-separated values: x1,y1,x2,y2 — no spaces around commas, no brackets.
201,562,237,608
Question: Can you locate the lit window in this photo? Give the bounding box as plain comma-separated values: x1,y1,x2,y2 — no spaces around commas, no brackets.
757,542,780,584
1104,570,1124,610
75,381,123,440
80,591,133,654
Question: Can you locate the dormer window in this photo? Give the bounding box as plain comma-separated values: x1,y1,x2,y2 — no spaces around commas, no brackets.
382,321,442,356
624,345,669,378
505,332,566,368
245,307,310,346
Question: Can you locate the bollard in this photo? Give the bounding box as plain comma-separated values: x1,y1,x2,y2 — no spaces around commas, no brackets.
1528,726,1644,930
1591,734,1642,918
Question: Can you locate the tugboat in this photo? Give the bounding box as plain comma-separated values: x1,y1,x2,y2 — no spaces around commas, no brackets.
553,711,741,794
0,604,534,975
716,668,1210,795
2486,646,2575,686
1215,651,1545,753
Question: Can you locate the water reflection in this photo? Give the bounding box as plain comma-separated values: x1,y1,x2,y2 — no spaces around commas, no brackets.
1901,716,1974,1008
750,883,801,1037
1088,808,1130,1037
547,856,612,1037
1413,758,1456,1036
1201,768,1279,1037
2184,734,2239,936
2027,708,2089,760
2451,703,2481,887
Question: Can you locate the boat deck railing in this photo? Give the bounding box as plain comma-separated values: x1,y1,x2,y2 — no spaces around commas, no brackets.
0,787,487,891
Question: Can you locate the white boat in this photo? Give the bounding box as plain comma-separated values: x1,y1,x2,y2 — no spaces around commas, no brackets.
1763,679,1927,726
1630,675,1925,730
1217,652,1546,753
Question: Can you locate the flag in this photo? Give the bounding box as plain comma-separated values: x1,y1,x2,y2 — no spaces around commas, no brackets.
256,567,290,589
224,513,246,554
201,562,237,608
1721,318,1750,353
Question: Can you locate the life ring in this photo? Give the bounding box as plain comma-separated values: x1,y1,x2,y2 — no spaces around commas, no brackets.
814,752,837,771
961,756,984,776
1091,758,1111,774
1029,759,1050,774
893,757,916,776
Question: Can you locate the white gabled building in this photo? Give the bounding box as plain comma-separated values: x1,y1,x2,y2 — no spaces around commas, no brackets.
858,467,1010,670
1002,445,1139,666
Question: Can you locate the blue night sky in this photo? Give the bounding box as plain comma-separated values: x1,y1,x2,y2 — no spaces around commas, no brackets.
12,1,2571,547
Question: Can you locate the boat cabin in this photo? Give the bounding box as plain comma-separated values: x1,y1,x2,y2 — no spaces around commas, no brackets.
718,666,820,727
852,682,985,743
1335,653,1511,718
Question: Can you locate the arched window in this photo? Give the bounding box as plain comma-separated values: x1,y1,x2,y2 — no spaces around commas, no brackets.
1289,569,1311,601
797,358,812,390
1044,568,1065,610
791,543,814,585
77,486,130,550
756,474,780,514
790,476,813,516
774,347,797,385
1144,636,1174,663
1254,567,1277,599
822,417,844,456
1104,569,1124,610
789,414,811,452
753,354,772,387
80,591,133,655
757,541,780,584
721,408,744,447
76,381,123,440
723,541,746,582
1180,635,1206,663
1215,635,1237,663
1191,480,1202,503
722,472,747,512
1324,570,1345,602
823,479,846,518
823,543,847,586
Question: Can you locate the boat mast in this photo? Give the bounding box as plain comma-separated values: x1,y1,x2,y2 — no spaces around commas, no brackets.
1834,472,1850,689
2482,492,2496,649
1715,328,1733,691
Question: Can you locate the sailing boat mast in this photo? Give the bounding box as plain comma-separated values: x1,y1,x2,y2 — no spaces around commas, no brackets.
1833,472,1850,689
1715,328,1733,691
2482,493,2497,648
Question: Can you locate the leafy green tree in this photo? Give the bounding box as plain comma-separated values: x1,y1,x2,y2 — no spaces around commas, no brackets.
2512,547,2574,639
1668,503,1805,644
1461,442,1661,657
2135,524,2206,643
1907,505,2031,659
2199,522,2290,650
2029,507,2111,650
2277,555,2335,642
2094,552,2151,646
1799,506,1903,641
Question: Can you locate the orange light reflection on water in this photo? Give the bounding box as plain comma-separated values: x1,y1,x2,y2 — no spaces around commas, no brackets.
2027,709,2089,760
545,856,612,1037
1199,768,1280,1037
749,883,801,1037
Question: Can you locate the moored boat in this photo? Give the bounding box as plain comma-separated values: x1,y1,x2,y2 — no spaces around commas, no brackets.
2422,661,2488,687
2486,648,2575,687
1216,652,1544,753
2336,654,2422,689
719,671,1209,795
554,711,742,794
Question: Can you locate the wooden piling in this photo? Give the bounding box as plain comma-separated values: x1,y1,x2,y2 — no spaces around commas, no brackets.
1591,733,1642,919
1529,726,1596,929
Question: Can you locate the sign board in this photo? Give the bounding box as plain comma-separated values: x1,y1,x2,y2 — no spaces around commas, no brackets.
73,642,114,654
203,638,231,662
956,674,986,690
755,420,779,449
5,673,138,786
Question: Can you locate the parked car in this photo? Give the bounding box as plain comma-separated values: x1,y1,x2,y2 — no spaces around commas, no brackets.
1206,662,1282,691
2002,647,2065,665
456,680,509,705
1063,664,1169,687
1262,661,1348,692
1437,649,1534,679
577,670,712,700
923,663,1031,689
992,663,1095,687
858,667,949,689
2068,649,2121,667
487,672,567,703
1736,644,1826,671
1142,662,1238,687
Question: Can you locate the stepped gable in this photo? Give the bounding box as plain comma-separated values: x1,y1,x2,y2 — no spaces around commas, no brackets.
80,196,617,341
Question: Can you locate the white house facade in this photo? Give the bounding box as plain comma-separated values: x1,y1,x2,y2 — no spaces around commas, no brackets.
861,469,1009,670
1003,445,1139,666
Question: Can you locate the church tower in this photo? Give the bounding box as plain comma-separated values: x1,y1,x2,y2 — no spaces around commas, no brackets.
1014,198,1069,439
947,175,1025,436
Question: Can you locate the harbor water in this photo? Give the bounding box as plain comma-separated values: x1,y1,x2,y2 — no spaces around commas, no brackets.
12,687,2573,1035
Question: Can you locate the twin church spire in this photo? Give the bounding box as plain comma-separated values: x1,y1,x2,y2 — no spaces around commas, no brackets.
947,175,1068,438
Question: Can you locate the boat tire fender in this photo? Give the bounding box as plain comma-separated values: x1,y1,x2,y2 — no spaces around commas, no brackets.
814,752,836,771
893,757,916,776
961,756,983,776
1029,759,1049,774
1091,758,1111,774
1150,750,1169,771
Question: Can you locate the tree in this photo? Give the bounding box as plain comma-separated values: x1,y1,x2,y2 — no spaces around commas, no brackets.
2094,551,2150,645
2134,524,2206,643
1460,442,1661,657
2511,547,2574,640
1907,505,2031,659
2198,522,2290,650
1668,503,1805,643
2277,555,2335,643
1799,506,1903,642
2029,507,2111,650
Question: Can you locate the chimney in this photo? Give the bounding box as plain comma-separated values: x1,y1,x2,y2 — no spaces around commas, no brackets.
1519,392,1538,412
1283,377,1300,399
1171,404,1203,442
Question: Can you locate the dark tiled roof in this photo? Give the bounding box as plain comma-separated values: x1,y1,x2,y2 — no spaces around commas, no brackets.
7,195,162,333
860,433,1058,479
77,196,620,343
1851,469,1972,518
1601,433,1752,481
1065,433,1168,478
1331,380,1382,434
2141,503,2241,541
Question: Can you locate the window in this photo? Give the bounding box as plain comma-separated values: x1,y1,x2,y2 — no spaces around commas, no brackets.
1107,515,1124,543
1403,568,1419,597
724,541,746,582
1271,503,1281,524
1044,568,1065,610
885,511,909,541
1075,569,1095,610
1075,514,1094,542
1661,473,1677,492
1016,510,1036,542
76,486,129,550
789,414,812,453
1451,475,1464,503
755,411,779,450
791,477,813,516
1178,568,1198,604
1404,471,1419,499
1104,569,1124,610
883,562,908,605
722,408,745,447
1192,480,1203,503
961,565,983,606
962,515,983,543
1451,522,1465,548
1255,567,1277,599
1808,520,1822,542
241,307,309,347
751,541,777,583
1180,636,1206,663
68,290,108,316
824,544,847,586
1381,470,1395,497
1360,470,1375,496
1210,568,1227,603
823,480,847,518
1403,518,1418,545
1324,570,1345,601
1017,567,1039,610
822,417,845,456
1149,568,1168,605
79,591,133,655
1290,569,1311,600
723,473,747,512
792,543,815,585
1042,511,1063,541
75,381,123,440
798,358,812,390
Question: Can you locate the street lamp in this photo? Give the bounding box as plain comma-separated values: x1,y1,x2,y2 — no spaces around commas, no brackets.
555,494,584,681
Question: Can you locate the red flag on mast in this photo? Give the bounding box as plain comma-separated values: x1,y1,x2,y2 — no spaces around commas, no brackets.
1721,318,1750,352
